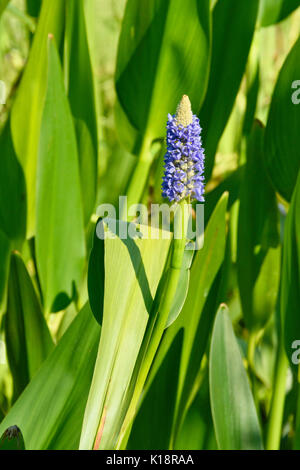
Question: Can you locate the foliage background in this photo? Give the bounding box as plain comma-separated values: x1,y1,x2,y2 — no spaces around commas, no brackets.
0,0,299,451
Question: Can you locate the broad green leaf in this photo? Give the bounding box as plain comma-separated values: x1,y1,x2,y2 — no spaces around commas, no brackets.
0,303,101,450
65,0,98,224
200,0,259,179
237,123,280,332
11,0,65,237
0,426,25,450
0,120,26,248
36,37,86,314
80,220,171,449
258,0,300,27
209,304,263,450
281,170,300,370
140,193,228,446
5,252,54,402
115,0,211,154
264,37,300,201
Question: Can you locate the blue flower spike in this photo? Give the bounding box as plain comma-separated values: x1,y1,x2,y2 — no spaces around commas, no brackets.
162,95,205,203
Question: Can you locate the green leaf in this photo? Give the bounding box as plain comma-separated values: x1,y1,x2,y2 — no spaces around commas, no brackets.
65,0,98,223
36,36,86,314
264,37,300,201
0,303,101,450
258,0,300,27
174,372,217,450
139,193,228,447
237,122,280,332
10,0,65,237
5,252,54,402
0,426,25,450
115,0,211,154
80,220,171,449
0,120,26,248
209,304,263,450
281,171,300,369
200,0,259,179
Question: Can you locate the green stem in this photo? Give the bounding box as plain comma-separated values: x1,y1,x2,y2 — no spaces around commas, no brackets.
265,337,288,450
116,200,190,449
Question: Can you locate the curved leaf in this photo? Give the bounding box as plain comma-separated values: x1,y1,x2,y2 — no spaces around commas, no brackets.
209,304,263,450
5,252,54,402
11,0,65,237
0,303,100,450
36,37,86,314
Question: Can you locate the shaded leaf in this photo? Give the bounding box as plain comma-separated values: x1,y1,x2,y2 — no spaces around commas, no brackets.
258,0,300,27
0,425,25,450
237,122,280,332
0,120,26,248
5,252,54,402
265,37,300,201
281,170,300,370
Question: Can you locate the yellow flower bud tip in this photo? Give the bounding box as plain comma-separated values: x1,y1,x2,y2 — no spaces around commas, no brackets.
175,95,193,127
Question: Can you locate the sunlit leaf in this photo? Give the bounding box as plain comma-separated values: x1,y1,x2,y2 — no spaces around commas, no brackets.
11,0,65,237
80,220,171,449
36,36,86,314
209,304,263,450
0,303,100,450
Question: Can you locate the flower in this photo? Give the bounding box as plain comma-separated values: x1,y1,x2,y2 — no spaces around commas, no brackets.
161,95,205,202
